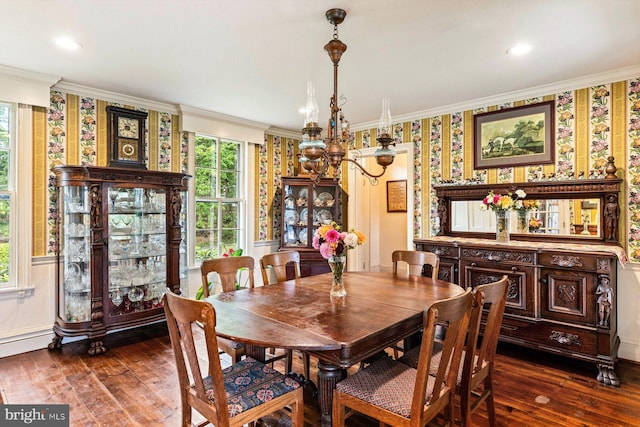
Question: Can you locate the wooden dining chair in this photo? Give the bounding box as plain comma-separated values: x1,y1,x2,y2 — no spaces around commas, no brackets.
163,290,304,427
259,251,310,380
332,289,473,427
392,249,440,279
260,250,302,285
200,256,256,363
387,250,441,359
399,275,509,427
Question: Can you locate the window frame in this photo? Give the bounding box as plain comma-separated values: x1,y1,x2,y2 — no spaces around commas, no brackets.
193,134,246,264
0,101,31,293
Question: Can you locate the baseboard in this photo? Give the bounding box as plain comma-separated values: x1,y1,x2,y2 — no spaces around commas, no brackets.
0,327,53,358
619,339,640,363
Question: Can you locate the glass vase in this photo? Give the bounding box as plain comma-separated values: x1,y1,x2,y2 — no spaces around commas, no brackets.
516,210,529,234
328,255,347,297
495,210,510,243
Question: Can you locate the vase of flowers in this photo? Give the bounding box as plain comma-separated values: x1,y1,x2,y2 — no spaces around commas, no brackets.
313,222,366,297
529,217,542,232
515,200,540,233
482,189,527,243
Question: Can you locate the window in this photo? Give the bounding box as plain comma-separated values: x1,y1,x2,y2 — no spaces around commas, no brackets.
0,102,14,287
194,135,244,262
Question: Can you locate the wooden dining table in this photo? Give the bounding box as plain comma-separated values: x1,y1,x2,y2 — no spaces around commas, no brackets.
204,271,464,427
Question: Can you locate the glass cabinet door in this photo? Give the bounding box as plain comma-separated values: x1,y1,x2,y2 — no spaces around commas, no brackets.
107,186,166,316
59,185,91,322
282,181,337,248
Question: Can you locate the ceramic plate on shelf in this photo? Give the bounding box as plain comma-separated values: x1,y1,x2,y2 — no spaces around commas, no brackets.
318,209,333,224
285,228,298,245
298,188,308,200
299,208,308,223
284,210,299,225
299,228,308,244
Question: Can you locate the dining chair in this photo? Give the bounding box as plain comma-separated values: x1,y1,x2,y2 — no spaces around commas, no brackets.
332,289,473,427
387,250,441,360
392,249,440,279
259,251,310,380
259,250,302,285
399,275,509,427
200,256,256,363
163,290,304,427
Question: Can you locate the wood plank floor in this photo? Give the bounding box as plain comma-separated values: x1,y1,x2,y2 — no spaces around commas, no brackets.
1,324,639,426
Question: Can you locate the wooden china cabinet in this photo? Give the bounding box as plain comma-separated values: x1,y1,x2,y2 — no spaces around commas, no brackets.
416,169,624,385
280,176,343,277
49,166,190,355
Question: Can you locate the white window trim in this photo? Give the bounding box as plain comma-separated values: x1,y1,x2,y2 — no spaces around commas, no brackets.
0,103,32,295
188,134,249,266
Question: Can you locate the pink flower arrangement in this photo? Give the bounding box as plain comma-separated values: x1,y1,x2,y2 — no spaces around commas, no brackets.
312,222,366,259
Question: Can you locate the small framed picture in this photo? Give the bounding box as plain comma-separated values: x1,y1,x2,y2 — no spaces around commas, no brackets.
386,180,407,213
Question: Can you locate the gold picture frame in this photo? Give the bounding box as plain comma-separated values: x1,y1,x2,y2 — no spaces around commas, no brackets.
386,180,407,213
474,100,554,169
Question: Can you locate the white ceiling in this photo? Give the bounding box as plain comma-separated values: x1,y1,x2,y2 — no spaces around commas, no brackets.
2,0,640,133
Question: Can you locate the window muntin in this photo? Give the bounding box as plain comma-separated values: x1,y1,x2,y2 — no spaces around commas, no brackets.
194,135,244,262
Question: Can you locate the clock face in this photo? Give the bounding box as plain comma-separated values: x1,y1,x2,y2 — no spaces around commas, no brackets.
118,138,139,161
118,117,139,139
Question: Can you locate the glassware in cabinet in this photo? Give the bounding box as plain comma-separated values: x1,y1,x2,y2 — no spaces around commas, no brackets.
50,166,190,355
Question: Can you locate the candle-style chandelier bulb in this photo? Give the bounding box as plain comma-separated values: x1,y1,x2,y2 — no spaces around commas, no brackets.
304,81,319,127
378,98,392,137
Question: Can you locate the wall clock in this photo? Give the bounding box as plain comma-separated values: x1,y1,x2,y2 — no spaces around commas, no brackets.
106,106,148,169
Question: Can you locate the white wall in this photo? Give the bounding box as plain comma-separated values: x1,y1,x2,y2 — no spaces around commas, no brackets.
616,264,640,361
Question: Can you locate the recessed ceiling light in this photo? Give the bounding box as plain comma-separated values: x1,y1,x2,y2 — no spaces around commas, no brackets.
506,43,533,56
55,37,82,51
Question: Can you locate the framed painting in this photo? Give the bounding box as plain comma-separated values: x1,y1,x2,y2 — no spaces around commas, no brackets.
386,180,407,213
474,100,554,169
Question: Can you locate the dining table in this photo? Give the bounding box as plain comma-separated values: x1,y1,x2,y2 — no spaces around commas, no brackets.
204,271,464,427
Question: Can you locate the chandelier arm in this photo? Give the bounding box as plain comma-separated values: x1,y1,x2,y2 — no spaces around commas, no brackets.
341,158,388,179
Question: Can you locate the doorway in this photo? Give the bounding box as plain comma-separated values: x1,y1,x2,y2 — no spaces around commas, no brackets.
347,143,413,272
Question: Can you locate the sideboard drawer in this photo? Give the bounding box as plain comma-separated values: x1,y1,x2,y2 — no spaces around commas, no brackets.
460,246,536,266
539,251,600,272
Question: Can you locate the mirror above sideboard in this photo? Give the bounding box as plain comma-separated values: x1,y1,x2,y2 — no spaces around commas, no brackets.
434,177,622,244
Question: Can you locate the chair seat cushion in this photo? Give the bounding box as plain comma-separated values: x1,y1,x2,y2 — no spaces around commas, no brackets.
399,344,482,386
397,341,443,372
335,356,436,418
201,357,300,417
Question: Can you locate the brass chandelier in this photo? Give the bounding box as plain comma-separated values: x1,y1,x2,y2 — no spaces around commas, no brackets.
299,8,396,184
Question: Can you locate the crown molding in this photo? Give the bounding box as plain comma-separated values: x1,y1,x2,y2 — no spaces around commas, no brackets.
0,65,60,86
53,81,178,113
266,127,301,139
178,105,270,131
351,64,640,131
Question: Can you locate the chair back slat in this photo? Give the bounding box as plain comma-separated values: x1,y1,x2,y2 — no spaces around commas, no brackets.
392,250,440,279
200,256,255,296
412,289,473,421
260,251,301,285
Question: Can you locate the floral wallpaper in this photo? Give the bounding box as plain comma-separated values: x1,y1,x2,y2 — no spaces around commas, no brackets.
626,79,640,260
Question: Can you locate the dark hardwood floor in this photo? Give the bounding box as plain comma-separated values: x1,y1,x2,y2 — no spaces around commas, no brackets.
1,324,639,426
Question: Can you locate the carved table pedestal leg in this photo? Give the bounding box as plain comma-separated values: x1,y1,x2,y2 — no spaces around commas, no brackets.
317,360,347,427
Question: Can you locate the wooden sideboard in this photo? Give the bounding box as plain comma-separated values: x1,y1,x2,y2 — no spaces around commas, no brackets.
415,237,621,385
